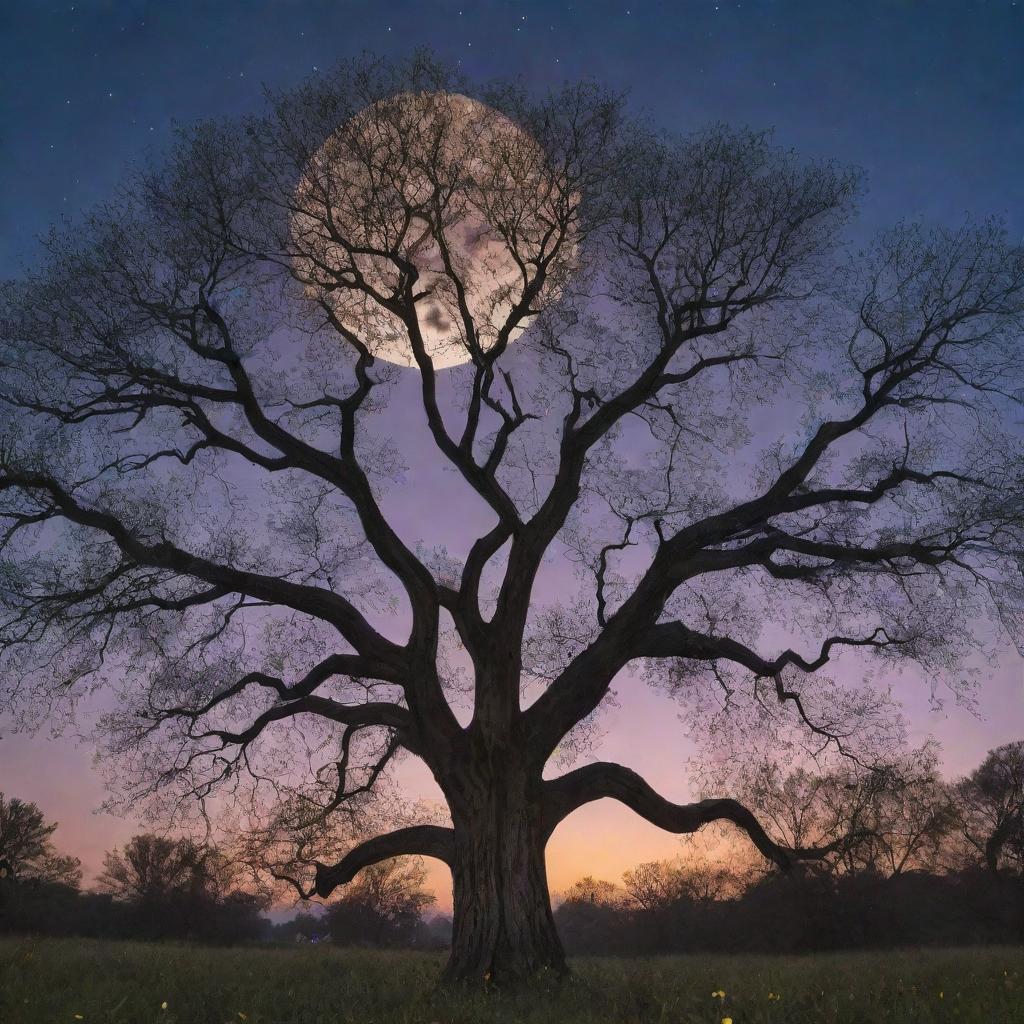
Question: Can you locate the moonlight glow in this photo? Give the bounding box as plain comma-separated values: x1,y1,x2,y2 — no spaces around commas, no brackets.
291,92,577,368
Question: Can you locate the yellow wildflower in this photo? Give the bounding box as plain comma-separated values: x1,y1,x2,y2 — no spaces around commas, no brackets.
939,992,944,999
723,1018,733,1024
711,989,726,999
161,1003,168,1011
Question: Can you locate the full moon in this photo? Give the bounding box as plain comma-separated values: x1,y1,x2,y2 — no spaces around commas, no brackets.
290,92,576,368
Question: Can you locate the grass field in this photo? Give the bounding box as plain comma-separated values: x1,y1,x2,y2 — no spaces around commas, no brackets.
1,938,1023,1024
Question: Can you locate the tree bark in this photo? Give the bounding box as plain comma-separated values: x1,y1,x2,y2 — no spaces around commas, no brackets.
441,768,566,984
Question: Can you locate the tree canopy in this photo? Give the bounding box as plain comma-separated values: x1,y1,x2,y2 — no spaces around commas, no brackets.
1,53,1023,980
0,793,81,888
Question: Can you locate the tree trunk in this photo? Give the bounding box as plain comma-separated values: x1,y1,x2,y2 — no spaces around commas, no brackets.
441,773,566,985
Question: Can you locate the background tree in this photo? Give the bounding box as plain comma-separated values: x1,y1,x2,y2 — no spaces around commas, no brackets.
620,854,748,953
854,756,955,878
2,52,1024,982
954,741,1024,874
552,877,629,955
97,834,200,906
98,834,266,942
739,746,955,878
623,856,743,908
325,857,434,947
0,794,81,888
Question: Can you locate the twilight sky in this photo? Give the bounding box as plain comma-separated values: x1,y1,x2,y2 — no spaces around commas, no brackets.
2,0,1024,908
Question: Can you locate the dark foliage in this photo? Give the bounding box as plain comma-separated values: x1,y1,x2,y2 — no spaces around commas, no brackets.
1,832,269,944
325,858,435,948
0,793,81,887
555,867,1024,956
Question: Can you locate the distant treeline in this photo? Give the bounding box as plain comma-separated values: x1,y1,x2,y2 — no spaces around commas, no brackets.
0,881,269,944
556,739,1024,954
0,805,447,947
0,822,269,944
4,738,1024,951
555,867,1024,956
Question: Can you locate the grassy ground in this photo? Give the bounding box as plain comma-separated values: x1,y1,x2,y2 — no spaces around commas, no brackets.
1,938,1023,1024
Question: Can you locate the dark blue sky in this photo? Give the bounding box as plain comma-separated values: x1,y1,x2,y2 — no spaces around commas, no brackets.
2,0,1023,278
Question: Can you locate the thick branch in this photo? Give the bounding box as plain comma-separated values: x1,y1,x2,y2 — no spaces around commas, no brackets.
193,697,415,751
639,621,895,678
0,468,404,670
313,824,455,898
543,762,850,871
524,443,1011,759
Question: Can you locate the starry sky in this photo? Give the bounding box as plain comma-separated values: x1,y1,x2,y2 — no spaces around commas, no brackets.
2,0,1024,906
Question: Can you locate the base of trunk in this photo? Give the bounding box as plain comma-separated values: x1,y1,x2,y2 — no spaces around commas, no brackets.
441,917,567,986
441,812,566,985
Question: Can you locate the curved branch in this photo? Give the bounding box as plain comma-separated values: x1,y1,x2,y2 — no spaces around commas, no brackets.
0,468,404,670
194,697,416,753
543,761,852,871
638,620,906,761
196,296,443,626
313,824,455,898
160,652,398,721
640,620,897,678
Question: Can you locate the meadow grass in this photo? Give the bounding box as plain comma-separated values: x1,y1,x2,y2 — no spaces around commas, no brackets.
1,937,1023,1023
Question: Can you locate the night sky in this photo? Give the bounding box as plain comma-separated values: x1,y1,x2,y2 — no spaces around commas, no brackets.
2,0,1024,903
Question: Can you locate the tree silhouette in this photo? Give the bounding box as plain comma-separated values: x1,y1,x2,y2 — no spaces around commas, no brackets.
326,857,434,947
97,834,201,905
956,741,1024,873
98,833,266,941
0,794,81,888
2,54,1024,981
738,746,955,878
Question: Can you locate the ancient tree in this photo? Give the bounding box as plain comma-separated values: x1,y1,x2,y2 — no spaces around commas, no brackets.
2,56,1023,981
